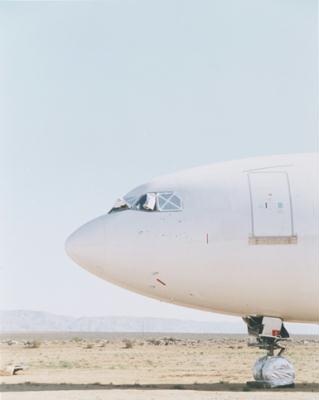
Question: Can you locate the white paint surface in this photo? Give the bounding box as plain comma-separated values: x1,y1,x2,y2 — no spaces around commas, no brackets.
66,154,319,324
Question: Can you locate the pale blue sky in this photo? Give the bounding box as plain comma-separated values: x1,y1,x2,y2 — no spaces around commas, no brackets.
0,1,318,329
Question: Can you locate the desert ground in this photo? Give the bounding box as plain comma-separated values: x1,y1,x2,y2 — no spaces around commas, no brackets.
0,333,318,400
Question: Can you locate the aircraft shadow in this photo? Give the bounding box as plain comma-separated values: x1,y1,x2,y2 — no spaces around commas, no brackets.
1,382,318,393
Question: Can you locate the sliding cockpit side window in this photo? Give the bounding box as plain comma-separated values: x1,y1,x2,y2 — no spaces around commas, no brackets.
156,192,182,211
135,193,157,211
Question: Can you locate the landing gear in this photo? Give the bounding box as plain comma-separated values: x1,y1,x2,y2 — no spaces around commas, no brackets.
243,316,295,388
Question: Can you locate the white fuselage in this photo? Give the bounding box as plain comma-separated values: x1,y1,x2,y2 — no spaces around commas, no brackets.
66,154,319,323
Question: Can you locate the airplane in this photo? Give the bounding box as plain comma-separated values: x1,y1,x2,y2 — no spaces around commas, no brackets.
66,153,318,387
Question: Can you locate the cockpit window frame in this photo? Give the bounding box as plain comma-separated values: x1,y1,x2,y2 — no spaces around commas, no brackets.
156,192,183,212
109,191,183,214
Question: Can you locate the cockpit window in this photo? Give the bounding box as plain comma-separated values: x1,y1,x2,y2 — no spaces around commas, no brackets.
109,192,183,213
134,191,183,212
123,196,138,207
156,192,182,211
109,197,129,213
135,192,157,211
134,193,156,211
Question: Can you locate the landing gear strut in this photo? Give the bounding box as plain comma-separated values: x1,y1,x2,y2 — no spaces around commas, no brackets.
243,316,295,388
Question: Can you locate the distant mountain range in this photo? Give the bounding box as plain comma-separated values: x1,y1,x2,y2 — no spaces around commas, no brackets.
0,310,244,333
0,310,318,334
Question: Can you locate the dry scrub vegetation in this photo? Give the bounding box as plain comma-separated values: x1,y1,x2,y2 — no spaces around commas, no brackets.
0,333,318,389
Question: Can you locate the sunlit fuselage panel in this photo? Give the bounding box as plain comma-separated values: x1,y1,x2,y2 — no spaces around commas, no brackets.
66,154,319,323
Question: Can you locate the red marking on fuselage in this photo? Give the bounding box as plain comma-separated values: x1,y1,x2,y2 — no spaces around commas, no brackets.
156,278,166,286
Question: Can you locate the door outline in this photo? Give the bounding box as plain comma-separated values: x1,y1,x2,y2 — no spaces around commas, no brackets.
247,171,297,244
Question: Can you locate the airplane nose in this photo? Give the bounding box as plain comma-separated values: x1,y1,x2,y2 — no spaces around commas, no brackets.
65,216,106,271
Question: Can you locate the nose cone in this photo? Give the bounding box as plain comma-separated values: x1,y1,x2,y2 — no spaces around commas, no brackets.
65,216,106,272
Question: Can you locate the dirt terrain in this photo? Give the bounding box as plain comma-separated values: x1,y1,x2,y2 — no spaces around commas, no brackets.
0,333,318,400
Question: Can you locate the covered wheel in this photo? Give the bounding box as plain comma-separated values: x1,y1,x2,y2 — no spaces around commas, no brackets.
253,355,295,388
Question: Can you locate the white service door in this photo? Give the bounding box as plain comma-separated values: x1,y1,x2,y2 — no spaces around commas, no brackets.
249,172,293,237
